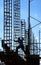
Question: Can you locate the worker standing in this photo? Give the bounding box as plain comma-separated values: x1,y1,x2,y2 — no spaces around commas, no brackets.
14,37,26,54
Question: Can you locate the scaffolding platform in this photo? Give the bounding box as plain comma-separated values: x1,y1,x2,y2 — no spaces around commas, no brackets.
0,51,27,65
26,55,39,65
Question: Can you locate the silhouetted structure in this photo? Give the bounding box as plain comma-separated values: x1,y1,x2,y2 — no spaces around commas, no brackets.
0,40,39,65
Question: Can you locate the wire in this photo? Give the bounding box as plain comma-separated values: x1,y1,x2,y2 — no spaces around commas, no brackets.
30,22,41,29
30,16,41,23
30,16,41,29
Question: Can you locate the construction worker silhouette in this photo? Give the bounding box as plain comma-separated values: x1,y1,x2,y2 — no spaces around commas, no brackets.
14,37,26,54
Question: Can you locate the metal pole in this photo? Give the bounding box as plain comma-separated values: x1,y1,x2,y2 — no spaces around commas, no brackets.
28,0,30,54
28,0,30,28
36,39,38,54
39,30,40,56
33,34,34,54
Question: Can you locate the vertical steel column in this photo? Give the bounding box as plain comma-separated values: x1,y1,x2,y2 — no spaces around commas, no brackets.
28,0,30,55
36,39,38,54
39,30,40,56
33,34,34,54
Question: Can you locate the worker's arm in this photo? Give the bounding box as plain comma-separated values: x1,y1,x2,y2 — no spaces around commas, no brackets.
14,40,18,42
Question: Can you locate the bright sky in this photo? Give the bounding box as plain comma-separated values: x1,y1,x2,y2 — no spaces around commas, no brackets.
21,0,41,38
0,0,41,49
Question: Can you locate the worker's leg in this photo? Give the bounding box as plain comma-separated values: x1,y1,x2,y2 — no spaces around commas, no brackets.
21,46,26,54
21,46,24,50
16,46,20,53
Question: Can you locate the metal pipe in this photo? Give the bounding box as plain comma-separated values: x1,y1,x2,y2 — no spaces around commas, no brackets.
39,30,40,55
28,0,30,54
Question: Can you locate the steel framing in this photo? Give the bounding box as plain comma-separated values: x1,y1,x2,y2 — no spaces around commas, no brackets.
13,0,20,51
4,0,12,49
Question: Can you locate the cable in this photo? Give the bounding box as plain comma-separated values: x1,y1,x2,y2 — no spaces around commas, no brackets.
30,22,41,29
30,16,41,23
30,16,41,29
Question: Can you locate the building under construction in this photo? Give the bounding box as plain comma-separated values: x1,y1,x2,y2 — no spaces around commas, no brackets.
13,0,21,52
0,0,40,65
4,0,12,50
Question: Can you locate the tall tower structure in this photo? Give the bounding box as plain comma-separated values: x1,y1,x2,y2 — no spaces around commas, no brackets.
13,0,21,51
4,0,12,50
21,19,26,48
